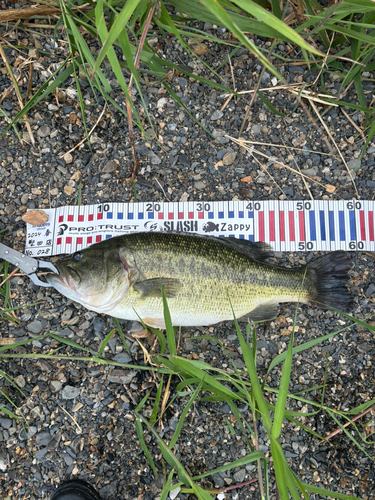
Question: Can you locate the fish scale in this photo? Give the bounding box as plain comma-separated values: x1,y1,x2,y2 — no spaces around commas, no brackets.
46,232,353,328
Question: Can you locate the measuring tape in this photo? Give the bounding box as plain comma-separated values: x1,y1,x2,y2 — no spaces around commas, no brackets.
24,200,375,257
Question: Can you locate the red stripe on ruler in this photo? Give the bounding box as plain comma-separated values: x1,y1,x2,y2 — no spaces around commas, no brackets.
359,211,366,240
188,212,194,219
369,212,374,242
87,237,92,245
269,211,275,241
198,212,204,219
258,211,264,241
178,212,184,219
158,212,164,219
78,215,84,222
299,211,305,241
96,235,101,243
289,211,295,241
280,211,285,241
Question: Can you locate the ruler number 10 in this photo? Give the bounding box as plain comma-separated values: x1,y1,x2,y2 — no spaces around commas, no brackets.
98,204,110,212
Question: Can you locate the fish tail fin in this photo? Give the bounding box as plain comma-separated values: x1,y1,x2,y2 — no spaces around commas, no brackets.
306,251,353,312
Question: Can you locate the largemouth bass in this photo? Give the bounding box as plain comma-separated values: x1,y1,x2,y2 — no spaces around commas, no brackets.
47,232,353,328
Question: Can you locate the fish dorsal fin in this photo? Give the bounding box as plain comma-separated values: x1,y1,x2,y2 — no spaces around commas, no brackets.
204,236,273,262
133,277,181,298
239,303,279,322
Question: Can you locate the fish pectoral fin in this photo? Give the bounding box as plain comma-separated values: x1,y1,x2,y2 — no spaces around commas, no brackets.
133,277,181,298
239,303,279,322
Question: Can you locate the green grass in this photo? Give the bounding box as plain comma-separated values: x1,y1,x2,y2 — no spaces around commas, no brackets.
1,289,374,499
1,0,374,158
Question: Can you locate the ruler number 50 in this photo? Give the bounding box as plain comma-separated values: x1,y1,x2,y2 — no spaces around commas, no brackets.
299,242,314,250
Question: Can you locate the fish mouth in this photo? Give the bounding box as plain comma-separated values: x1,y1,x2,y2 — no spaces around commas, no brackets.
47,264,80,289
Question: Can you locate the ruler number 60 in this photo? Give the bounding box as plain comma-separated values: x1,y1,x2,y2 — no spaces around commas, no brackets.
347,202,362,210
349,241,364,249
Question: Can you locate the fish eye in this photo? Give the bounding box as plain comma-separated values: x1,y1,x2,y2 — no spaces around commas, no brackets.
73,252,84,261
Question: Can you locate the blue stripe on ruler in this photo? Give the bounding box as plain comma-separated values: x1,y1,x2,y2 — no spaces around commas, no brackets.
208,212,214,219
329,211,335,241
128,213,133,220
309,211,316,241
219,212,224,219
349,211,356,240
248,212,253,218
138,213,144,220
319,211,326,241
107,212,113,219
229,211,234,218
148,212,153,219
239,211,244,218
339,211,345,241
118,213,123,219
249,234,254,242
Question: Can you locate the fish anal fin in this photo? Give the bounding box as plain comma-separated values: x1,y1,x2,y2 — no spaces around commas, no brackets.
133,277,181,298
142,317,166,329
239,303,279,323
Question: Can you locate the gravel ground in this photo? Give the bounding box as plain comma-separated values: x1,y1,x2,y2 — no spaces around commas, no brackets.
0,3,375,499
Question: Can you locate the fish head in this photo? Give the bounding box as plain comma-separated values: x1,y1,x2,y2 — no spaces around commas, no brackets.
47,240,130,312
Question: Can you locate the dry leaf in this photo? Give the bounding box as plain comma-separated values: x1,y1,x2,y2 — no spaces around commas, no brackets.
193,43,207,55
22,210,49,226
0,338,17,345
131,329,148,338
325,184,336,193
241,176,253,184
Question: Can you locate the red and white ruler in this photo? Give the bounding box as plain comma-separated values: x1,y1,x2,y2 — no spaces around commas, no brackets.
24,200,374,257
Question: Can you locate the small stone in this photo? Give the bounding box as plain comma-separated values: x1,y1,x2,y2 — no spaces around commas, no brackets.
69,113,78,124
251,124,261,135
114,353,132,364
21,193,29,204
195,181,206,190
37,125,50,137
0,456,7,472
27,320,43,335
36,431,52,447
50,380,63,393
148,152,161,165
48,104,59,111
233,469,246,483
301,167,318,176
347,159,361,170
157,97,168,109
70,171,81,181
50,188,59,196
178,154,190,167
61,385,80,400
64,186,75,195
103,160,118,173
63,152,73,164
169,486,181,500
222,151,237,166
107,369,137,385
14,375,26,388
210,110,223,121
0,418,12,429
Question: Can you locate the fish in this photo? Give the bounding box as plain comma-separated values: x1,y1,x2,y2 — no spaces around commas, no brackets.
47,232,353,328
202,222,220,233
